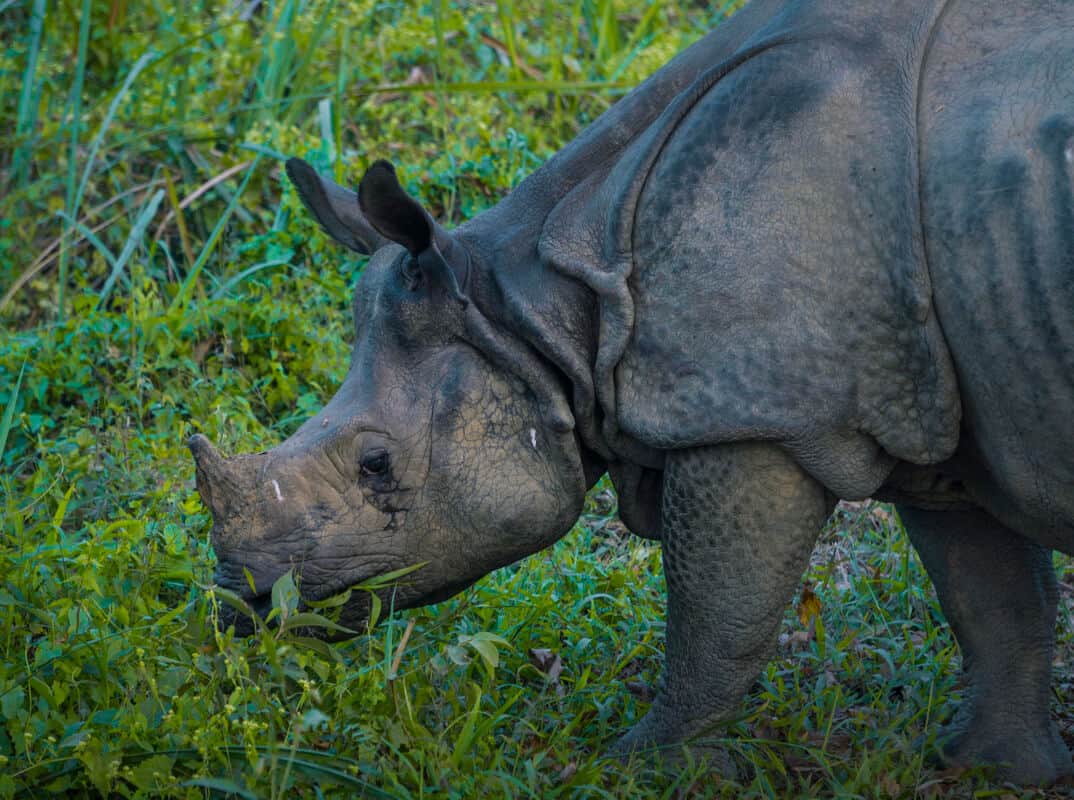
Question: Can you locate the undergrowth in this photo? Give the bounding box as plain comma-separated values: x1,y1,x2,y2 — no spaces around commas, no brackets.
2,1,1073,797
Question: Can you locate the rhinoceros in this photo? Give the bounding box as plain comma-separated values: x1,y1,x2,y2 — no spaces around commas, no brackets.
189,0,1074,784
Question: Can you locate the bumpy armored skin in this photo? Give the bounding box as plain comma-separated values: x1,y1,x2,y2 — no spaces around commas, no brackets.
190,0,1074,785
612,444,832,756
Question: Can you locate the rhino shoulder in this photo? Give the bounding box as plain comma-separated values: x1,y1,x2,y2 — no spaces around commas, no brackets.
541,0,963,498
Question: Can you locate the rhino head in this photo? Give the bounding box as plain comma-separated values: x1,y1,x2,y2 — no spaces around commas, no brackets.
190,159,588,634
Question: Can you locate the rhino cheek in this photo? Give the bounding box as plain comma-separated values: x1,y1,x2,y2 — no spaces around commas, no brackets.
416,447,579,583
307,524,404,590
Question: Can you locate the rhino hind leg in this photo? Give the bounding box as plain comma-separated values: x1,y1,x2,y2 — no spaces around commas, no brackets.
898,506,1072,784
612,443,830,770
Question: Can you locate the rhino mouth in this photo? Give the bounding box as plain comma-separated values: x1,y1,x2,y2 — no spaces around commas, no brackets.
211,559,469,637
213,583,356,638
244,590,274,617
210,569,271,632
211,565,380,637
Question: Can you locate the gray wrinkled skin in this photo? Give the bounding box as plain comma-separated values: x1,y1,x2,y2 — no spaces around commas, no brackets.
190,0,1074,784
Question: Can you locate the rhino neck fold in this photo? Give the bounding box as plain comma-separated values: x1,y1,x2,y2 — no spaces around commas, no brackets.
457,0,964,504
459,229,663,473
453,0,789,474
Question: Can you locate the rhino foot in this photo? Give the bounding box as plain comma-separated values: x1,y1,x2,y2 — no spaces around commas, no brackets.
899,506,1071,785
932,715,1073,786
609,714,738,779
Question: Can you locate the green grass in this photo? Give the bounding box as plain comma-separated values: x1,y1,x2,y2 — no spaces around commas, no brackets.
1,1,1072,797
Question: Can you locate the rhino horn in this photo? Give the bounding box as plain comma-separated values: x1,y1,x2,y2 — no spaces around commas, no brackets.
188,434,252,522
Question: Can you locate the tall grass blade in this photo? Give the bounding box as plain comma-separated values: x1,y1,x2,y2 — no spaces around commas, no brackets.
57,0,93,323
211,258,291,299
608,0,664,81
238,143,288,161
12,0,46,187
450,687,483,768
151,160,252,242
170,156,262,314
57,211,119,270
362,78,631,96
73,50,156,225
256,0,298,123
96,188,166,308
0,360,27,465
163,171,194,269
595,0,621,65
62,46,154,320
620,0,664,55
333,25,348,178
318,98,335,163
279,0,336,126
494,0,521,79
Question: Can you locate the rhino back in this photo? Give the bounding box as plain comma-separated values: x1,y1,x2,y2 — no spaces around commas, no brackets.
920,1,1074,546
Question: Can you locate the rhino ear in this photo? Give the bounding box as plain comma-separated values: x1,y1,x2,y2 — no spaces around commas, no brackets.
285,158,386,255
359,160,467,302
357,160,433,256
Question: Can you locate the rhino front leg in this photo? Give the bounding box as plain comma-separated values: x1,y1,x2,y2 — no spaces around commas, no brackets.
898,506,1072,784
614,442,831,765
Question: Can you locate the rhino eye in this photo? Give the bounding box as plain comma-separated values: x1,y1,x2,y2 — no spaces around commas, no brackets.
360,450,390,476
